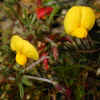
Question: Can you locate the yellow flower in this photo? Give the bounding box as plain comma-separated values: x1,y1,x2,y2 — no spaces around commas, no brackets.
64,6,95,38
10,35,39,66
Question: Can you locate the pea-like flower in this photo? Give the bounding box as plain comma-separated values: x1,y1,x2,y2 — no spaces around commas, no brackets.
10,35,39,65
64,6,95,38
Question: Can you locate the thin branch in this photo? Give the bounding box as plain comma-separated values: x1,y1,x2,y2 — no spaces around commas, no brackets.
25,56,50,71
8,75,57,85
24,75,57,85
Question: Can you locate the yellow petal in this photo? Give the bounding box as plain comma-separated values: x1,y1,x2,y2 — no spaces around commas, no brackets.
72,27,87,38
16,52,27,66
64,6,81,34
81,6,95,30
22,40,39,60
10,35,23,52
